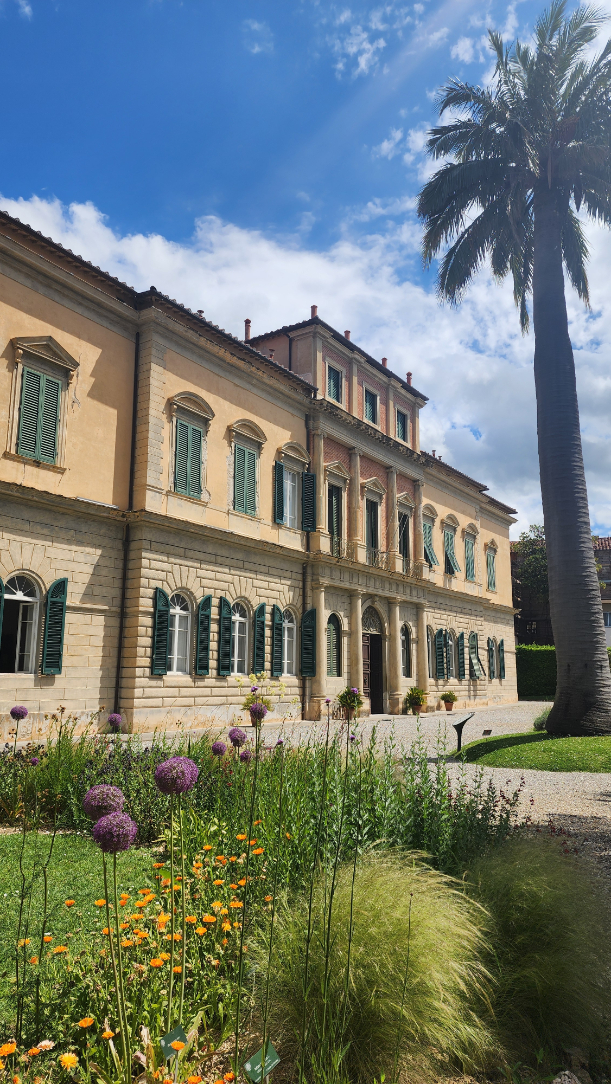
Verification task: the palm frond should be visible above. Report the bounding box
[436,200,514,303]
[562,208,590,303]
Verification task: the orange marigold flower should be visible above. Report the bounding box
[229,856,237,862]
[160,952,171,961]
[152,862,165,868]
[94,900,106,907]
[249,839,257,846]
[119,922,130,930]
[203,844,213,851]
[65,900,75,907]
[195,927,206,935]
[43,935,53,943]
[225,1073,236,1082]
[28,1048,40,1056]
[102,928,110,936]
[17,938,31,947]
[13,1074,21,1084]
[253,819,262,826]
[286,832,291,839]
[172,933,182,941]
[0,1043,17,1056]
[212,959,220,968]
[77,1018,94,1028]
[192,862,203,870]
[265,895,273,902]
[119,900,128,907]
[172,966,182,974]
[238,878,247,886]
[121,940,134,948]
[213,879,224,886]
[203,914,217,923]
[59,1053,78,1070]
[253,848,264,855]
[221,920,231,932]
[230,901,243,909]
[169,1040,185,1051]
[188,1075,203,1083]
[135,901,147,908]
[161,878,171,887]
[230,883,238,890]
[30,956,39,965]
[163,1079,173,1084]
[212,900,222,910]
[236,833,247,841]
[185,916,196,924]
[53,946,68,954]
[220,907,229,915]
[214,1078,224,1084]
[150,958,164,967]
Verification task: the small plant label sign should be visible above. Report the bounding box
[243,1042,280,1083]
[160,1025,188,1061]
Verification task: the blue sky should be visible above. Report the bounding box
[2,0,611,535]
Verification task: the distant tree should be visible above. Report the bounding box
[417,2,611,736]
[513,525,549,602]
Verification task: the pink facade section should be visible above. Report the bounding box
[323,437,351,469]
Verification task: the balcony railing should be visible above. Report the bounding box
[330,537,357,561]
[366,548,392,570]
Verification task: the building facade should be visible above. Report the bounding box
[0,210,517,740]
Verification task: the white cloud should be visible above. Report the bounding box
[17,0,32,17]
[451,35,475,63]
[242,19,274,55]
[332,24,387,77]
[425,25,449,47]
[3,191,611,535]
[372,126,404,158]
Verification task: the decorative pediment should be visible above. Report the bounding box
[325,460,351,482]
[484,538,498,552]
[230,418,267,445]
[397,491,415,509]
[170,392,215,423]
[361,476,386,497]
[422,503,438,520]
[280,440,309,465]
[442,514,459,529]
[12,336,79,375]
[463,522,478,538]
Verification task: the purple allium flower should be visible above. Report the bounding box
[92,811,137,854]
[10,705,28,722]
[30,756,40,766]
[154,757,199,794]
[239,748,253,763]
[211,741,227,758]
[228,727,246,748]
[325,698,331,705]
[351,688,358,695]
[249,702,268,722]
[107,713,122,732]
[83,784,125,820]
[276,738,284,746]
[250,685,259,693]
[349,734,356,742]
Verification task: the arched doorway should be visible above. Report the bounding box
[362,605,384,714]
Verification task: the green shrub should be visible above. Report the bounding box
[255,852,496,1084]
[533,706,551,730]
[515,644,557,698]
[467,837,611,1061]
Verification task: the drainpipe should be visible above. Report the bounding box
[113,331,140,715]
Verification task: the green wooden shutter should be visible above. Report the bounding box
[465,536,475,581]
[329,485,341,539]
[274,461,285,524]
[301,608,316,677]
[457,632,466,679]
[444,530,461,573]
[17,368,42,460]
[398,513,409,559]
[435,629,445,679]
[39,375,61,463]
[302,472,316,532]
[175,419,189,494]
[445,630,452,677]
[218,597,232,676]
[499,639,505,679]
[0,577,5,646]
[271,604,283,677]
[234,444,246,512]
[41,577,68,674]
[253,603,266,673]
[423,522,439,566]
[151,588,170,675]
[397,410,407,442]
[195,595,212,675]
[188,425,203,498]
[487,550,496,590]
[468,632,485,679]
[245,448,257,515]
[487,637,496,678]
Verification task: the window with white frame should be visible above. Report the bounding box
[396,409,408,442]
[282,609,296,675]
[284,469,298,529]
[231,602,249,675]
[168,593,190,674]
[0,575,40,673]
[364,388,378,424]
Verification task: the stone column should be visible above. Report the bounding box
[349,449,361,553]
[350,359,359,417]
[387,466,399,570]
[350,592,363,694]
[309,582,326,719]
[312,429,325,532]
[416,600,429,697]
[414,480,424,573]
[388,598,402,713]
[387,383,394,438]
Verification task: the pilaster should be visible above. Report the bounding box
[388,597,402,713]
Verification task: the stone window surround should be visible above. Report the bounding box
[484,539,498,592]
[395,404,410,444]
[362,383,380,428]
[326,360,345,407]
[277,441,310,532]
[228,418,267,520]
[325,460,351,536]
[361,476,386,547]
[5,336,79,473]
[167,392,215,504]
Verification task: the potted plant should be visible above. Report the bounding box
[440,691,457,712]
[336,686,363,722]
[405,688,426,715]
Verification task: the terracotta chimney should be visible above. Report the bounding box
[382,357,388,367]
[406,371,412,385]
[244,318,251,341]
[344,330,351,340]
[432,450,436,457]
[196,309,204,317]
[269,348,275,360]
[311,305,318,318]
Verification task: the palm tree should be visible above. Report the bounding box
[417,1,611,736]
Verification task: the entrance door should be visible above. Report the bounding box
[362,633,383,714]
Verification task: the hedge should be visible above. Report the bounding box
[516,644,611,699]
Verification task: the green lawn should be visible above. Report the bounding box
[460,731,611,772]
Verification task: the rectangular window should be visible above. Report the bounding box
[465,536,476,581]
[174,419,203,498]
[328,365,342,403]
[364,388,377,424]
[328,484,342,556]
[17,367,61,464]
[234,443,257,515]
[423,521,439,567]
[444,529,461,575]
[604,613,611,627]
[284,469,298,529]
[398,512,410,568]
[366,499,378,561]
[396,409,407,442]
[487,549,497,591]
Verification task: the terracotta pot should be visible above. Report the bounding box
[411,704,423,715]
[443,701,454,711]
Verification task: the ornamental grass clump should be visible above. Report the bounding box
[259,852,495,1084]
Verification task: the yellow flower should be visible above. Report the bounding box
[59,1053,78,1070]
[220,908,229,916]
[53,946,68,954]
[28,1049,40,1057]
[230,901,243,909]
[65,900,75,907]
[77,1018,94,1028]
[160,952,171,961]
[195,927,206,935]
[212,901,222,910]
[169,1040,185,1051]
[94,900,106,907]
[17,938,31,947]
[221,920,231,932]
[102,1030,114,1040]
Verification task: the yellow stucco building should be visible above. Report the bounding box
[0,209,517,738]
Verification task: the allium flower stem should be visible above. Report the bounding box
[178,794,187,1027]
[103,855,128,1075]
[233,722,261,1074]
[167,792,176,1033]
[261,740,285,1078]
[111,853,131,1084]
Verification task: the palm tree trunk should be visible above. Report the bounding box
[533,187,611,735]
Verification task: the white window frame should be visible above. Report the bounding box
[1,575,40,674]
[231,602,249,675]
[168,593,191,674]
[396,407,409,443]
[282,609,296,676]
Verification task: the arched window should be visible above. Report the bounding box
[282,609,296,676]
[427,627,435,679]
[327,614,341,677]
[401,624,411,678]
[0,575,39,673]
[447,630,456,678]
[231,603,248,675]
[168,593,190,674]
